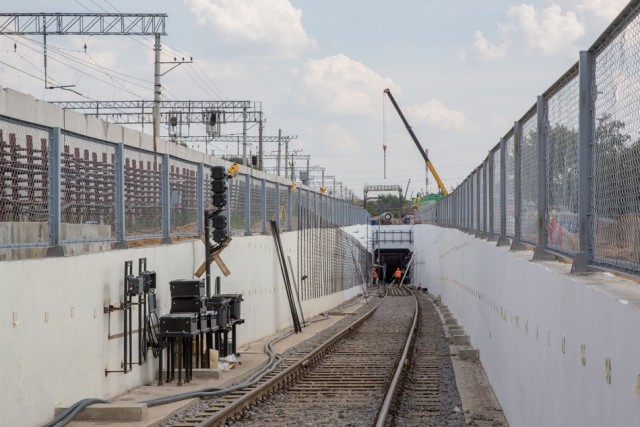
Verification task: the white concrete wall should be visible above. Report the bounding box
[413,224,640,427]
[0,232,362,427]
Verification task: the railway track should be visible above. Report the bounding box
[165,287,464,427]
[384,292,465,427]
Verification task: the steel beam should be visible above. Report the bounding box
[0,13,167,35]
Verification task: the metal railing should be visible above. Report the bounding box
[417,1,640,276]
[0,115,369,255]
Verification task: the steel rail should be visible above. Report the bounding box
[375,287,420,426]
[194,290,387,426]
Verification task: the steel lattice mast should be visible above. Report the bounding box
[0,13,170,151]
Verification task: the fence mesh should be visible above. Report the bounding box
[520,113,538,244]
[505,134,516,237]
[265,181,277,232]
[250,177,263,234]
[228,174,246,235]
[279,185,290,230]
[592,14,640,271]
[169,158,198,236]
[0,118,50,247]
[124,148,163,238]
[546,75,580,254]
[492,148,501,234]
[60,132,116,243]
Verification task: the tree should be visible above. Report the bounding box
[593,114,633,218]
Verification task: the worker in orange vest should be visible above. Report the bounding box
[393,267,402,285]
[371,268,379,287]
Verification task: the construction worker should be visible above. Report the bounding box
[393,267,402,285]
[371,268,379,287]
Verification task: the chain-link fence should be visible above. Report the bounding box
[546,71,580,255]
[414,1,640,276]
[124,148,164,239]
[0,117,50,248]
[491,147,501,235]
[505,133,516,238]
[519,111,538,245]
[0,116,369,256]
[591,12,640,271]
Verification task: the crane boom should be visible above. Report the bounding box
[383,88,449,196]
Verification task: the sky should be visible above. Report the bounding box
[0,0,630,199]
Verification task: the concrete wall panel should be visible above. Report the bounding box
[1,232,363,427]
[413,224,640,427]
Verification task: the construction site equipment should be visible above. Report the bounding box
[383,88,449,196]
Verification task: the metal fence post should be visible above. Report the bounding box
[312,191,317,228]
[498,138,510,246]
[244,174,252,236]
[261,178,267,235]
[482,158,488,235]
[161,153,172,244]
[297,187,302,229]
[475,168,481,235]
[114,143,127,249]
[467,178,472,230]
[275,181,281,230]
[306,188,310,229]
[572,50,595,273]
[197,163,204,237]
[511,120,527,250]
[533,95,553,260]
[225,173,231,237]
[46,127,63,256]
[287,185,292,231]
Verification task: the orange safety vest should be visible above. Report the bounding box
[393,268,402,279]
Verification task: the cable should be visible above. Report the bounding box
[41,398,109,427]
[142,312,332,407]
[0,59,48,84]
[7,36,151,99]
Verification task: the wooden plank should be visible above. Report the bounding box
[194,237,232,277]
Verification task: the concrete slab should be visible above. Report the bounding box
[451,345,509,427]
[449,325,464,334]
[191,369,222,380]
[55,403,147,422]
[459,348,480,361]
[452,334,470,345]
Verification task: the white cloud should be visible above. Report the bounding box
[405,100,469,131]
[508,4,585,54]
[578,0,627,21]
[468,3,588,60]
[301,54,396,115]
[317,124,360,154]
[184,0,314,58]
[473,30,511,60]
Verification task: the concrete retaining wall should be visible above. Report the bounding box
[413,224,640,427]
[0,232,362,427]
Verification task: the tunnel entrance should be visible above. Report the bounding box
[376,248,411,283]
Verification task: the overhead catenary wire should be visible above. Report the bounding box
[85,0,228,101]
